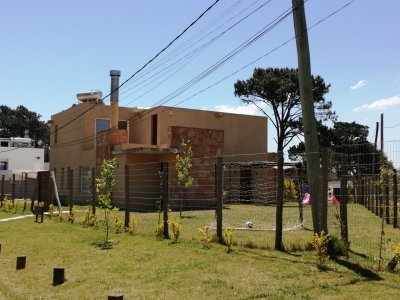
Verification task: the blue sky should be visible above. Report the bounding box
[1,0,399,155]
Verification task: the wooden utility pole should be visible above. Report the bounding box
[292,0,325,233]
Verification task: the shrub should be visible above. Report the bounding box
[126,214,138,236]
[68,207,75,223]
[223,228,235,253]
[169,218,182,243]
[198,226,214,249]
[311,231,330,269]
[114,214,124,234]
[327,235,347,258]
[387,243,400,271]
[82,207,90,227]
[48,204,54,219]
[155,222,163,240]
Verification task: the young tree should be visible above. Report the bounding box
[234,67,335,249]
[96,158,117,246]
[175,139,194,218]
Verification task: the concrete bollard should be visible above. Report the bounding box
[16,256,26,270]
[53,268,65,286]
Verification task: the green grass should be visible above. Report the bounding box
[0,203,399,299]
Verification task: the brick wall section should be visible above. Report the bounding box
[168,126,224,210]
[96,129,128,166]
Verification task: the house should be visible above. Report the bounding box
[50,70,275,210]
[0,137,46,176]
[0,136,47,199]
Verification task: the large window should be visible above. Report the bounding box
[96,119,110,133]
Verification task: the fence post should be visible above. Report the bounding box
[24,173,28,200]
[162,162,169,239]
[385,171,390,224]
[321,148,329,232]
[393,169,398,228]
[12,174,15,203]
[91,167,96,215]
[124,164,130,228]
[216,156,223,244]
[374,177,379,216]
[339,155,349,252]
[0,175,4,204]
[68,169,73,212]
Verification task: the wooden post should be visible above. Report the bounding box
[12,174,15,203]
[339,155,349,251]
[162,162,169,239]
[393,169,398,228]
[375,178,379,216]
[216,157,223,244]
[108,294,123,300]
[16,256,26,270]
[321,148,329,233]
[91,167,96,215]
[68,169,73,212]
[124,165,130,228]
[53,268,65,286]
[385,171,390,224]
[0,175,4,205]
[24,173,28,200]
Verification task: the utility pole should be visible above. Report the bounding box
[380,113,384,151]
[292,0,325,233]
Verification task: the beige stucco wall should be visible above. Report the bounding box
[132,106,268,156]
[50,102,139,171]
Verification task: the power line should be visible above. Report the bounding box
[53,0,355,149]
[50,0,279,143]
[118,0,275,105]
[50,0,221,137]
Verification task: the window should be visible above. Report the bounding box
[0,161,7,170]
[151,114,158,145]
[96,119,110,133]
[0,141,9,147]
[118,120,128,130]
[80,167,92,193]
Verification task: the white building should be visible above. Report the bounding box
[0,137,47,176]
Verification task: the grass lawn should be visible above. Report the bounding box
[0,203,399,299]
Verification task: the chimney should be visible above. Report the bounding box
[110,70,121,129]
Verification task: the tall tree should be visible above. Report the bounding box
[234,67,335,249]
[0,105,49,146]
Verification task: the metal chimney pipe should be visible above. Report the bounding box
[110,70,121,129]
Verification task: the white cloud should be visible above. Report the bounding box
[213,103,267,115]
[350,80,367,90]
[352,95,400,112]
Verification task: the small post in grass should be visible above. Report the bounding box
[53,268,65,286]
[16,256,26,270]
[108,294,123,300]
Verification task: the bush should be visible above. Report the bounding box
[327,235,347,258]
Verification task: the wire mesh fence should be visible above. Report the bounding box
[1,142,399,265]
